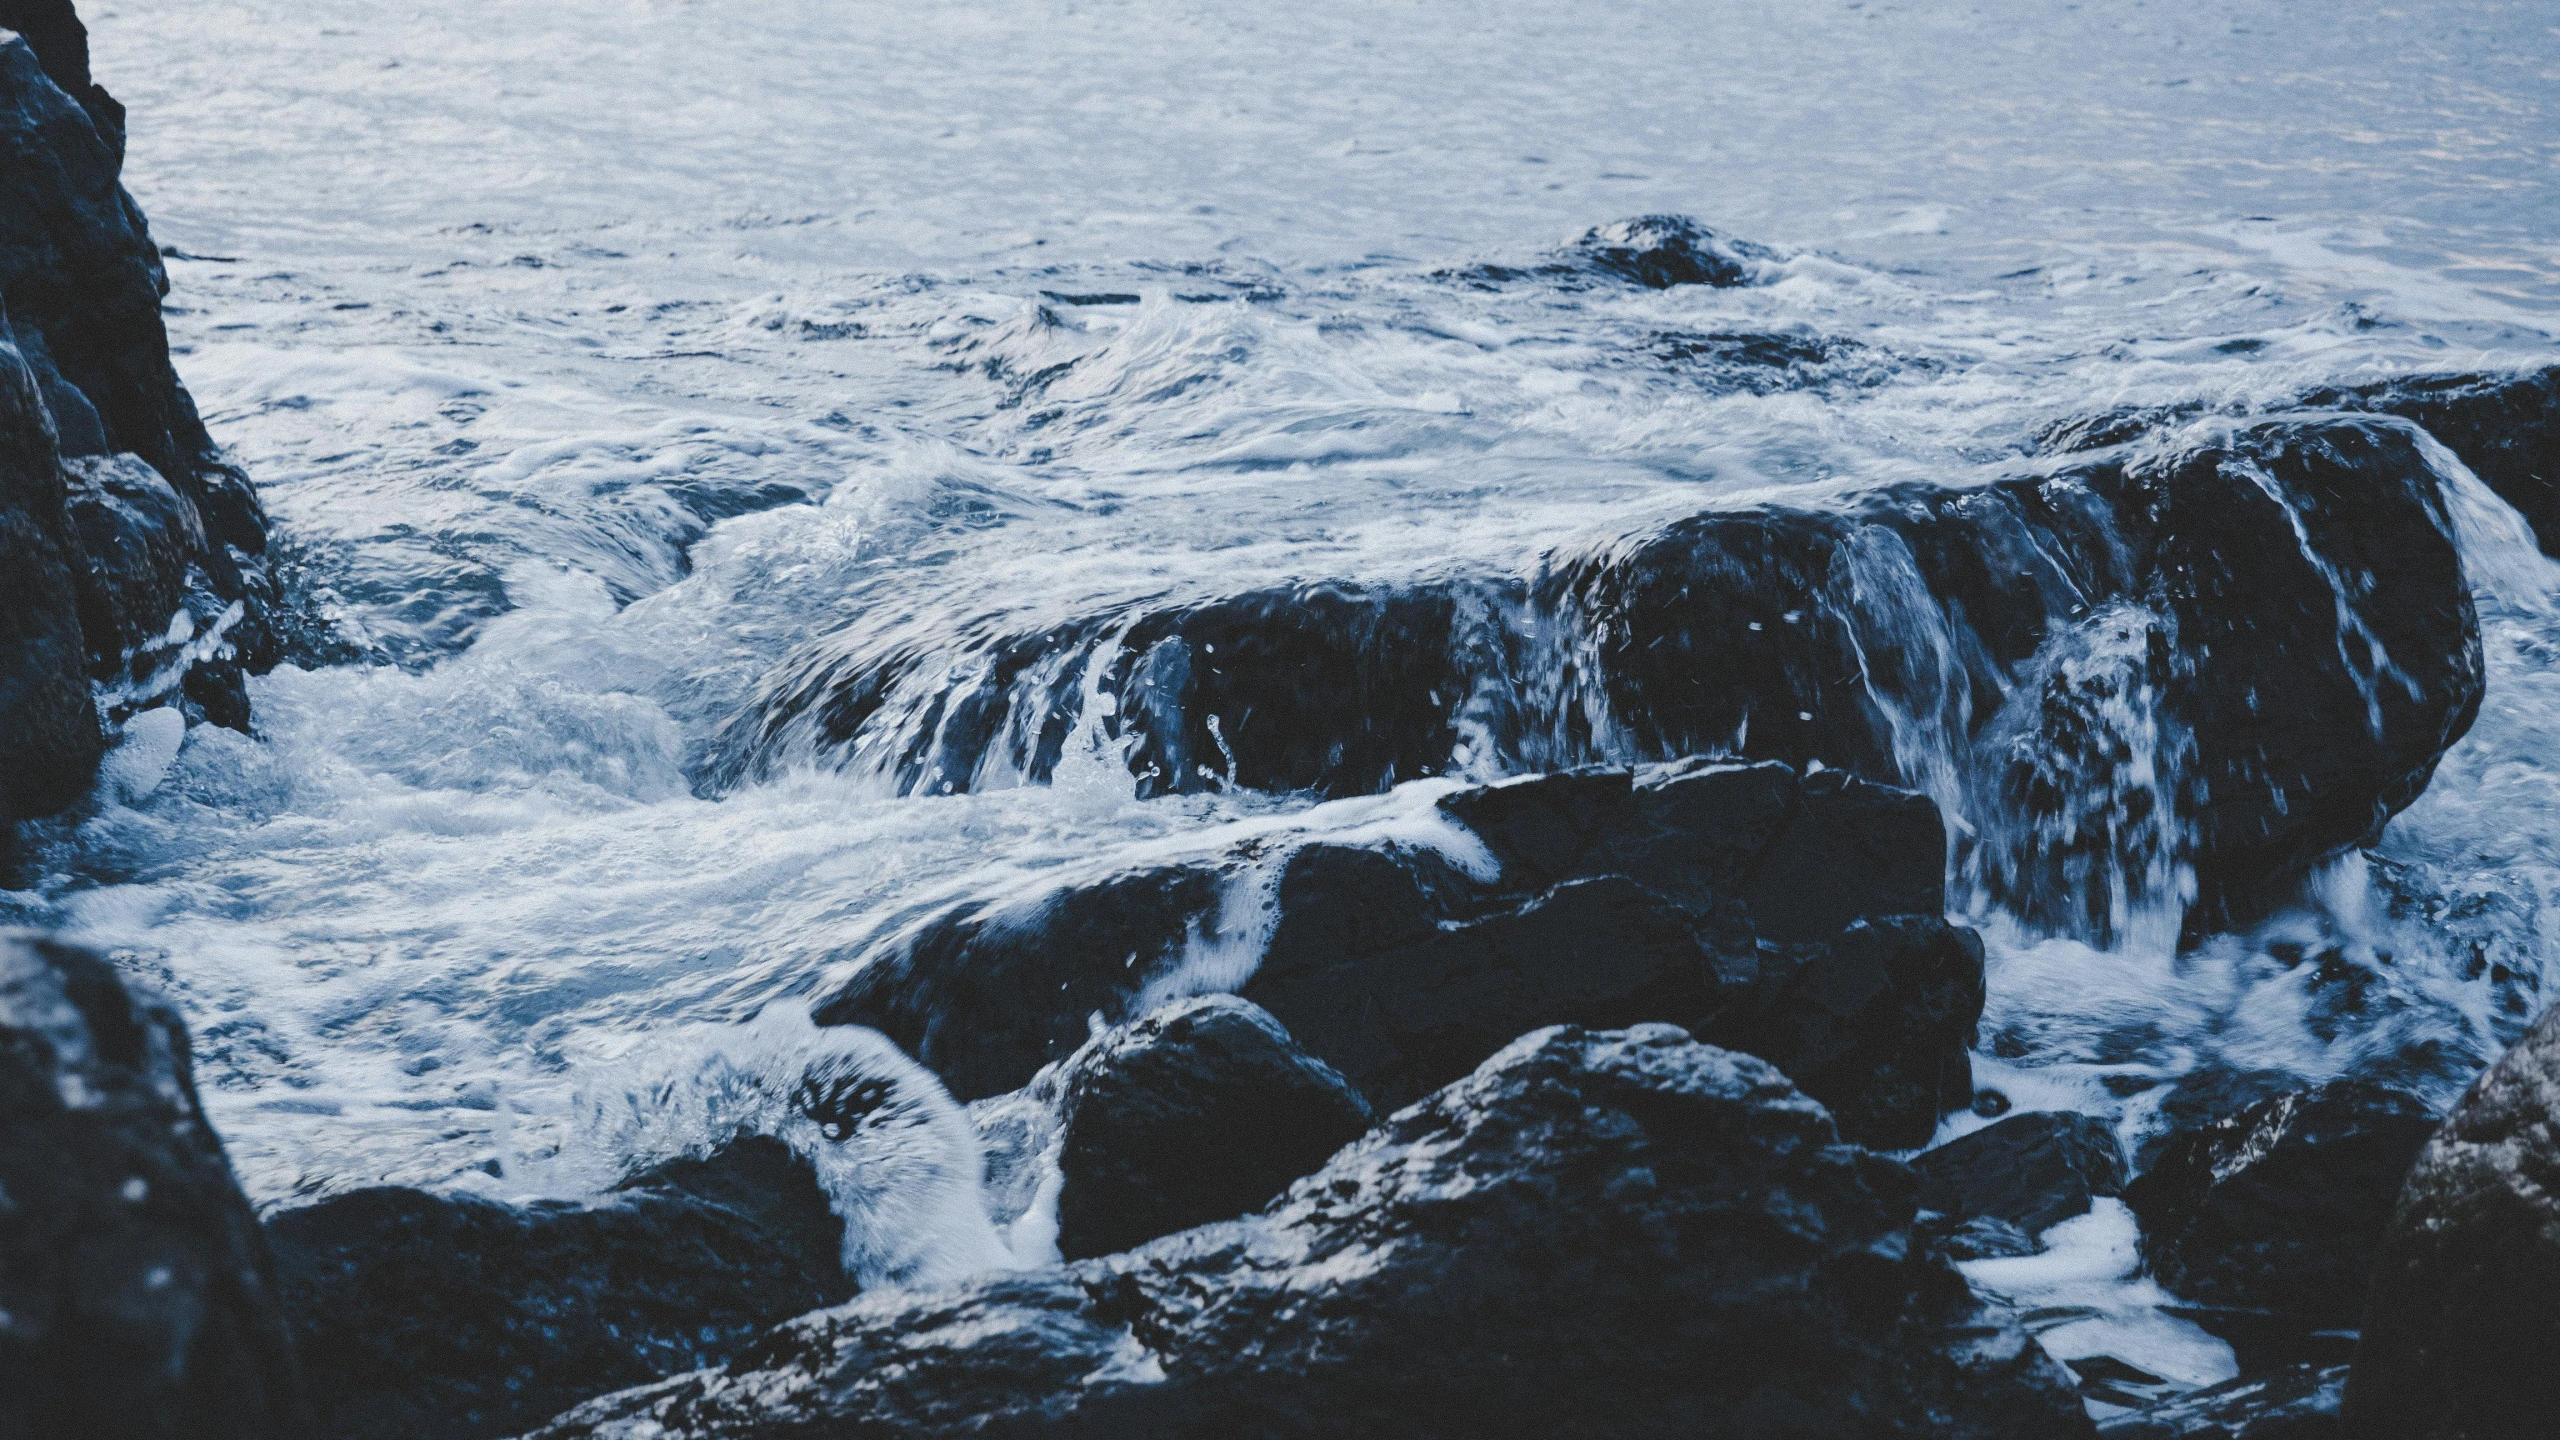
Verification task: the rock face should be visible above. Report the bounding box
[1915,1110,2128,1239]
[0,8,278,817]
[733,417,2478,933]
[2320,365,2560,557]
[821,760,1983,1148]
[0,932,310,1438]
[264,1137,853,1440]
[1050,995,1372,1262]
[2125,1083,2435,1346]
[526,1026,2091,1440]
[2101,1363,2347,1440]
[2345,1001,2560,1440]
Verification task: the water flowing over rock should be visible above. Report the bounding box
[0,14,277,816]
[732,416,2479,940]
[0,932,310,1438]
[2345,1000,2560,1440]
[818,759,1984,1147]
[523,1026,2092,1440]
[265,1137,853,1440]
[1048,995,1372,1261]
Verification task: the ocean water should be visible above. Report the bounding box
[11,0,2560,1401]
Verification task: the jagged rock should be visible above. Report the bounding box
[1916,1111,2128,1238]
[0,330,99,820]
[1920,1214,2041,1261]
[0,932,310,1438]
[736,418,2475,933]
[2100,1363,2346,1439]
[525,1026,2091,1440]
[0,12,277,758]
[2344,1001,2560,1440]
[2317,365,2560,557]
[822,761,1981,1144]
[265,1137,852,1440]
[1051,995,1372,1260]
[2125,1083,2434,1343]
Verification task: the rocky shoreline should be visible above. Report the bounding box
[10,3,2560,1438]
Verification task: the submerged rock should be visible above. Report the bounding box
[2100,1363,2346,1440]
[2125,1082,2434,1345]
[526,1026,2091,1440]
[0,932,310,1438]
[1051,995,1372,1261]
[2345,1001,2560,1440]
[1916,1110,2128,1239]
[265,1138,852,1440]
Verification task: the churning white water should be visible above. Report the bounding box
[7,0,2560,1393]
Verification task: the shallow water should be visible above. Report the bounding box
[12,0,2560,1400]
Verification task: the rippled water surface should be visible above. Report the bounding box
[12,0,2560,1390]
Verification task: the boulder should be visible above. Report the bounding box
[822,760,1982,1144]
[2344,1001,2560,1440]
[0,932,310,1438]
[1050,995,1372,1260]
[2100,1363,2346,1440]
[1915,1111,2128,1238]
[2315,365,2560,556]
[733,418,2477,933]
[265,1137,853,1440]
[810,866,1224,1103]
[525,1026,2091,1439]
[2125,1083,2435,1343]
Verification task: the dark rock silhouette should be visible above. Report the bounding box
[265,1137,852,1440]
[0,932,311,1438]
[1050,995,1372,1261]
[1915,1110,2128,1239]
[526,1026,2091,1440]
[2345,1001,2560,1440]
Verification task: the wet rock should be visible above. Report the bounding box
[1919,1214,2041,1262]
[1051,995,1372,1261]
[2100,1363,2347,1439]
[1568,214,1764,288]
[2344,1001,2560,1440]
[265,1136,852,1440]
[0,15,278,762]
[740,418,2474,935]
[0,330,100,821]
[1244,869,1733,1112]
[526,1026,2091,1440]
[2125,1082,2435,1340]
[1916,1111,2128,1239]
[822,760,1979,1144]
[2318,365,2560,556]
[810,866,1224,1103]
[0,932,310,1438]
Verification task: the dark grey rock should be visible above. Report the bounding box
[0,931,310,1438]
[0,330,99,821]
[265,1137,853,1440]
[1916,1110,2128,1238]
[525,1026,2091,1440]
[821,759,1980,1146]
[1051,995,1371,1261]
[2344,1001,2560,1440]
[1568,214,1765,288]
[2126,1083,2435,1339]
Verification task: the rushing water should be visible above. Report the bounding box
[9,0,2560,1399]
